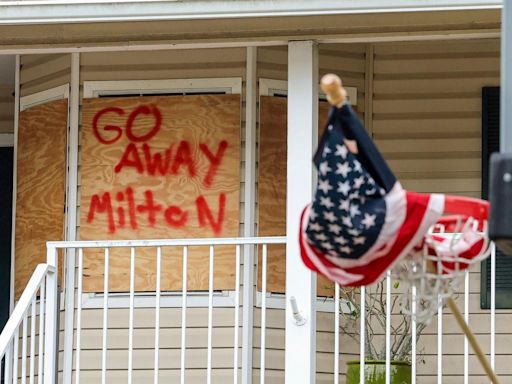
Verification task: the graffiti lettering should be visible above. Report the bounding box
[114,141,226,184]
[136,190,162,227]
[88,103,233,236]
[114,143,144,174]
[87,192,115,233]
[92,107,124,145]
[196,193,226,236]
[199,140,228,187]
[87,187,226,235]
[143,143,173,176]
[92,104,161,144]
[125,105,162,142]
[164,206,188,228]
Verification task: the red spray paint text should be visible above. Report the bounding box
[86,104,231,235]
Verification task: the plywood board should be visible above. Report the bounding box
[80,95,241,292]
[258,96,333,296]
[15,99,67,298]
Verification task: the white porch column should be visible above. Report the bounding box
[285,40,318,384]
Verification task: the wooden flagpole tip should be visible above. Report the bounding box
[320,74,347,107]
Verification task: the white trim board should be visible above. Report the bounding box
[0,0,501,25]
[81,290,237,309]
[83,78,242,98]
[19,84,69,111]
[259,77,358,105]
[0,31,501,56]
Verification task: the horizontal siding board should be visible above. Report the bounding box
[80,68,245,81]
[373,118,480,132]
[375,138,480,153]
[373,40,500,56]
[374,77,500,93]
[0,120,13,133]
[374,57,500,74]
[76,348,236,370]
[0,86,14,134]
[373,98,481,114]
[20,74,71,97]
[81,48,245,66]
[79,307,237,329]
[20,54,71,84]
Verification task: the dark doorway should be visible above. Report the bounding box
[0,147,13,332]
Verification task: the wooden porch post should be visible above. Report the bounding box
[285,40,318,384]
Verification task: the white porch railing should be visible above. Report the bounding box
[0,260,59,384]
[54,236,284,384]
[0,235,498,383]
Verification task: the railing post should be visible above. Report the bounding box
[44,245,59,384]
[4,340,12,384]
[285,40,318,384]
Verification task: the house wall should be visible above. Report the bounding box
[15,35,504,383]
[19,54,71,96]
[372,38,502,383]
[0,85,14,134]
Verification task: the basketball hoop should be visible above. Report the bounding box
[391,196,491,322]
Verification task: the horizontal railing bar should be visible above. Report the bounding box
[47,236,287,249]
[0,264,51,357]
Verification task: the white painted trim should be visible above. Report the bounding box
[242,46,257,384]
[19,84,69,111]
[0,134,14,147]
[0,0,501,25]
[259,77,358,105]
[62,52,79,384]
[80,290,237,309]
[83,78,242,98]
[48,236,286,248]
[0,30,500,56]
[259,78,288,97]
[285,41,318,384]
[9,55,19,314]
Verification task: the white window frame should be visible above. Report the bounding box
[81,77,243,309]
[83,78,242,98]
[257,78,356,313]
[259,77,357,104]
[19,84,69,111]
[16,83,71,311]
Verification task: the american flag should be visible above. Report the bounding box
[300,104,445,287]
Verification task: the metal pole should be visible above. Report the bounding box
[501,1,512,153]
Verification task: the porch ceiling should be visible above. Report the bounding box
[0,9,501,53]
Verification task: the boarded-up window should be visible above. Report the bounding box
[15,99,67,297]
[80,95,241,292]
[258,96,334,295]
